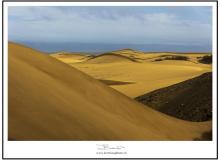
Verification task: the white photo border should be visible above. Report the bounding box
[2,1,218,159]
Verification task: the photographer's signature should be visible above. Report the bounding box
[96,144,125,150]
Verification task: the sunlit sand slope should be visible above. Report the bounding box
[72,60,211,98]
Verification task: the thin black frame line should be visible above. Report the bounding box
[2,0,4,159]
[2,0,218,2]
[1,1,218,159]
[216,1,218,159]
[1,0,217,2]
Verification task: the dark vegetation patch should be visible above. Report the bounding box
[164,55,188,60]
[154,58,163,61]
[198,55,212,64]
[135,72,212,122]
[194,130,212,141]
[153,55,189,62]
[99,79,134,86]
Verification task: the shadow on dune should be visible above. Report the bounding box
[135,72,212,122]
[194,130,212,141]
[8,137,16,141]
[99,79,135,86]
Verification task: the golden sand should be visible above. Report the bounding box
[53,50,211,97]
[9,43,211,140]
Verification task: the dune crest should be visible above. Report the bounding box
[51,51,92,63]
[85,53,137,64]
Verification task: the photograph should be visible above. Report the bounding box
[8,5,213,141]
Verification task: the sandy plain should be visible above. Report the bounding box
[52,49,211,98]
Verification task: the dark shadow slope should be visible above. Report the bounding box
[135,72,212,122]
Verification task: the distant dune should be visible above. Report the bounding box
[9,42,211,140]
[85,53,137,64]
[51,48,211,64]
[51,51,93,64]
[136,72,212,122]
[110,48,145,57]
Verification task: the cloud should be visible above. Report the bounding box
[8,6,212,46]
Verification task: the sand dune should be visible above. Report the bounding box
[9,42,211,140]
[85,53,137,64]
[51,51,92,63]
[110,49,145,57]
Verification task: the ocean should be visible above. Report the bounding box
[12,41,212,54]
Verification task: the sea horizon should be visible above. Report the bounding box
[9,41,212,54]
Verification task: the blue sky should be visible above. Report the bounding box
[8,6,212,49]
